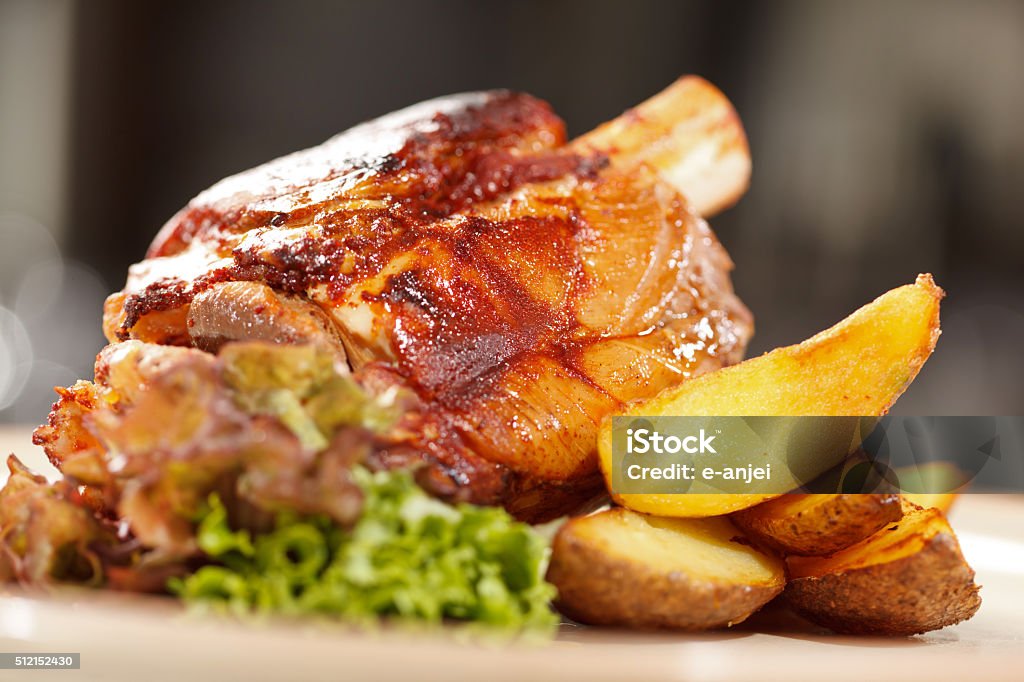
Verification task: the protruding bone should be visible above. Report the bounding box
[573,76,751,217]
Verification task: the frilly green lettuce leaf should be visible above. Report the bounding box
[171,468,558,634]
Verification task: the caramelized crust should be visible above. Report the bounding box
[115,91,590,335]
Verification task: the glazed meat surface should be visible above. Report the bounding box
[101,77,753,521]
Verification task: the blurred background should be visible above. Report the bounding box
[1,0,1023,424]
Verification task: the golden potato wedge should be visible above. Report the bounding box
[903,493,958,514]
[732,493,903,556]
[599,274,943,517]
[546,508,785,629]
[786,506,981,635]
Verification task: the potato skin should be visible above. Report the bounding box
[546,514,784,630]
[733,494,903,557]
[785,532,981,635]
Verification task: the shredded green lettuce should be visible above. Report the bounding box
[169,467,558,634]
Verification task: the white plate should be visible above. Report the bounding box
[1,427,1022,682]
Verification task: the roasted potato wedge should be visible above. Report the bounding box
[599,275,943,517]
[786,506,981,635]
[546,508,785,629]
[903,493,958,514]
[732,494,903,556]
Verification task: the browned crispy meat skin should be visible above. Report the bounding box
[110,91,590,334]
[101,84,753,521]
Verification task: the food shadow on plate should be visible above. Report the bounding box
[736,600,947,648]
